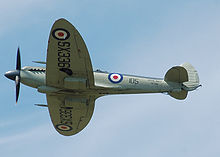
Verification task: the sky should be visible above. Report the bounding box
[0,0,220,156]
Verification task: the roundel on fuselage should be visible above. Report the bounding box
[108,73,123,83]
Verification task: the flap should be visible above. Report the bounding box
[46,94,95,136]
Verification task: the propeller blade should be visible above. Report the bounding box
[15,76,20,103]
[16,47,21,104]
[16,47,21,71]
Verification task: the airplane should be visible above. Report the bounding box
[4,18,201,136]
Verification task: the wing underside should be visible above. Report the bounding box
[47,94,95,136]
[46,18,94,89]
[46,18,95,136]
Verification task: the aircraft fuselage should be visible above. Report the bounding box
[18,66,181,97]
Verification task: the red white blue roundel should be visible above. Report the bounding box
[108,73,123,83]
[52,28,70,40]
[56,124,72,131]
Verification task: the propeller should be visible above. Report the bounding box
[15,48,21,103]
[4,47,21,104]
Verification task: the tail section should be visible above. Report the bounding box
[164,63,200,100]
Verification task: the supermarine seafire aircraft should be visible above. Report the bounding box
[4,18,201,136]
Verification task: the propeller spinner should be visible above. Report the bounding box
[4,48,21,103]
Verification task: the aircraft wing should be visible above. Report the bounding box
[46,18,94,89]
[47,94,95,136]
[46,19,96,136]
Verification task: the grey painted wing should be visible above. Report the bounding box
[47,94,95,136]
[46,18,94,89]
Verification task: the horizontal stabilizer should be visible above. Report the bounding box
[164,66,188,83]
[168,90,188,100]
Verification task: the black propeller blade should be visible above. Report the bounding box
[15,47,21,103]
[4,47,22,104]
[15,76,20,103]
[16,47,21,71]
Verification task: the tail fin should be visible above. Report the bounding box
[164,63,200,100]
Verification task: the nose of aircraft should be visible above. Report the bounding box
[4,70,20,81]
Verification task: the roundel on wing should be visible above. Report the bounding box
[52,28,70,40]
[108,73,123,83]
[56,124,72,131]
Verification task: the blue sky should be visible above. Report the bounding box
[0,0,220,156]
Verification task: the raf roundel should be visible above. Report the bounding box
[52,28,70,40]
[108,73,123,83]
[56,124,72,131]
